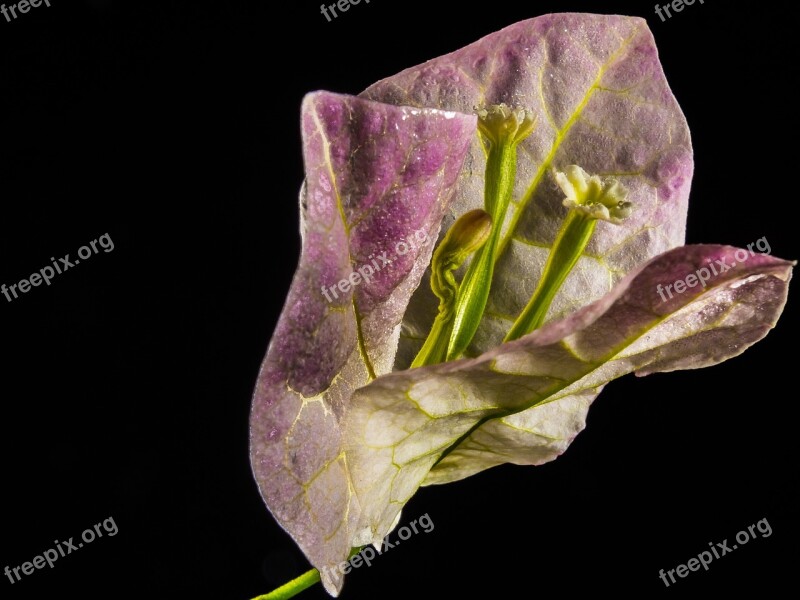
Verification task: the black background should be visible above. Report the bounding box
[1,1,797,598]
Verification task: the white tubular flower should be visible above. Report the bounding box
[555,165,633,224]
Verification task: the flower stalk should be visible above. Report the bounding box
[252,567,320,600]
[505,165,632,341]
[412,209,492,368]
[447,104,536,360]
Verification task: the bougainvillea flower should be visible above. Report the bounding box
[249,13,793,596]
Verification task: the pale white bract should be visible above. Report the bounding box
[249,14,793,596]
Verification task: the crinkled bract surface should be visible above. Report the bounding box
[362,12,694,366]
[250,90,476,594]
[249,13,792,596]
[346,245,792,547]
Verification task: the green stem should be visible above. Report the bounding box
[447,142,516,360]
[254,546,364,600]
[505,211,596,341]
[445,105,535,361]
[411,310,455,368]
[505,165,632,341]
[412,209,492,368]
[252,567,320,600]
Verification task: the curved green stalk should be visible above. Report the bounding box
[252,567,320,600]
[413,209,492,368]
[254,546,364,600]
